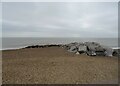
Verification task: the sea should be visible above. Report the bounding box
[1,37,119,50]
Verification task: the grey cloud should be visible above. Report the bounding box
[2,2,118,38]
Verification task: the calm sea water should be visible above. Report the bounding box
[1,37,119,50]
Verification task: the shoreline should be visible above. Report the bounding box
[1,44,120,51]
[1,44,65,51]
[1,43,120,57]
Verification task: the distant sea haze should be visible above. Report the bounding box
[1,37,119,50]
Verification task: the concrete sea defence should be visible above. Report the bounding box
[23,42,119,57]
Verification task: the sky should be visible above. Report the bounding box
[2,2,118,38]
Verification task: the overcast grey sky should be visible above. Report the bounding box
[2,2,118,38]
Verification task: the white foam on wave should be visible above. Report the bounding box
[111,47,120,49]
[0,46,27,50]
